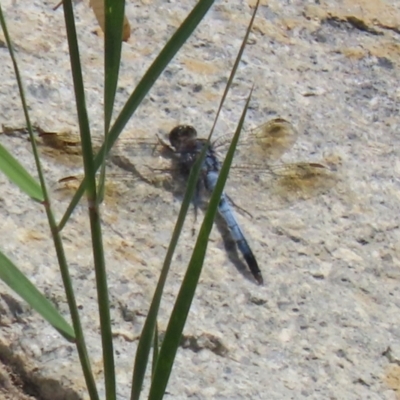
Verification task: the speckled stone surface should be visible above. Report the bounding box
[0,0,400,399]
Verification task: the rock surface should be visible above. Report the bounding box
[0,0,400,399]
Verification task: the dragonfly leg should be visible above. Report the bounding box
[226,193,253,219]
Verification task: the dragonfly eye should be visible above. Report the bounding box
[169,125,197,149]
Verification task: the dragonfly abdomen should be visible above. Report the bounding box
[218,194,263,285]
[205,169,263,285]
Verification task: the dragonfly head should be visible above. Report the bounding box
[169,125,197,150]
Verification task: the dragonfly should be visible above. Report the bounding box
[154,120,336,285]
[167,124,266,284]
[1,119,338,284]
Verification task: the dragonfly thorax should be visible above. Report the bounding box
[169,125,198,151]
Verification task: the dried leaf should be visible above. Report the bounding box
[90,0,131,42]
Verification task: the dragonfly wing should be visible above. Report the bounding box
[213,118,337,211]
[1,126,85,166]
[225,162,338,212]
[51,173,136,207]
[37,129,82,153]
[264,162,338,203]
[93,134,179,185]
[52,158,188,210]
[37,130,177,186]
[214,118,298,167]
[51,167,178,210]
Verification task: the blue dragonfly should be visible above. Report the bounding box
[169,125,270,285]
[166,124,265,284]
[156,120,336,285]
[37,118,337,284]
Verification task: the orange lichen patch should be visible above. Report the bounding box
[384,364,400,398]
[113,239,148,265]
[200,90,221,103]
[367,40,400,63]
[303,1,400,66]
[303,4,332,22]
[112,329,137,342]
[341,47,367,60]
[247,0,269,8]
[281,17,306,31]
[322,153,343,170]
[304,0,400,33]
[181,58,219,75]
[19,229,47,242]
[339,38,400,67]
[101,212,119,226]
[167,10,188,29]
[219,3,304,45]
[252,19,292,44]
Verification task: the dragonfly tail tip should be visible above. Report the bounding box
[255,273,264,285]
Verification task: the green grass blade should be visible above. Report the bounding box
[149,87,254,400]
[0,5,44,204]
[98,0,125,203]
[58,0,215,231]
[104,0,124,132]
[152,323,159,379]
[148,2,259,396]
[48,209,101,400]
[130,138,207,400]
[1,3,100,399]
[0,142,43,202]
[204,0,259,144]
[132,2,259,397]
[62,1,116,399]
[0,251,75,341]
[62,0,94,178]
